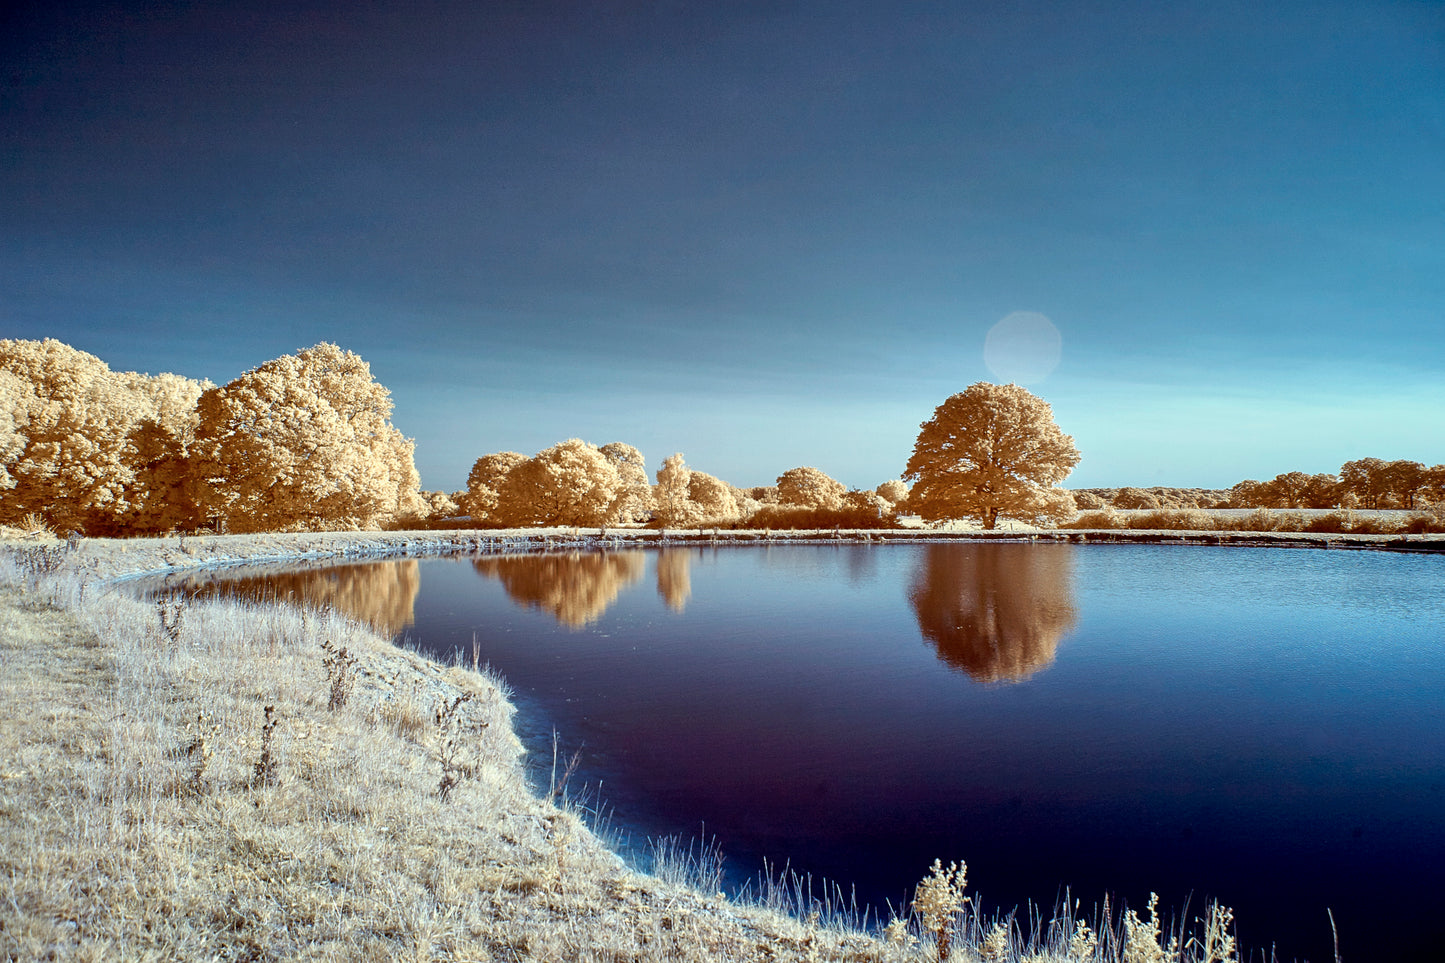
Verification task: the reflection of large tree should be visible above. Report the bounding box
[656,549,691,612]
[474,551,645,629]
[168,560,421,636]
[908,544,1076,682]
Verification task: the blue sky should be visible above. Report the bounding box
[3,0,1442,491]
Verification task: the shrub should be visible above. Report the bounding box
[775,466,847,510]
[491,439,623,527]
[1061,508,1126,529]
[192,344,419,533]
[739,503,901,530]
[1113,487,1161,510]
[1127,509,1216,531]
[912,859,967,962]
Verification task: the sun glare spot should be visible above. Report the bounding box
[984,311,1062,384]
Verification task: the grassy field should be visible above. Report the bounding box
[2,531,1263,962]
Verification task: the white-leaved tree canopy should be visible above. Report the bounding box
[904,382,1079,529]
[191,343,421,533]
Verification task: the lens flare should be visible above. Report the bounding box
[984,311,1062,384]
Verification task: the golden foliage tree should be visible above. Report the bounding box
[1339,457,1388,509]
[776,466,846,510]
[600,442,656,524]
[904,382,1079,529]
[1383,459,1428,509]
[119,370,214,533]
[875,479,910,507]
[490,439,623,527]
[0,338,210,533]
[122,416,205,533]
[191,344,420,533]
[417,490,460,520]
[653,453,698,527]
[652,453,741,527]
[1427,465,1445,505]
[0,369,28,496]
[688,470,740,524]
[460,451,528,520]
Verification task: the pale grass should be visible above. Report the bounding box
[1,535,1252,962]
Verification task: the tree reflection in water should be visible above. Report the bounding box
[908,544,1077,682]
[166,559,421,636]
[655,549,691,612]
[473,551,646,629]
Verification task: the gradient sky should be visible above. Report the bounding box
[3,0,1442,492]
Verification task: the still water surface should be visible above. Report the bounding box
[167,543,1445,961]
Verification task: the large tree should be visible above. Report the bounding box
[600,442,656,524]
[653,453,697,527]
[652,453,740,527]
[687,469,740,523]
[459,451,528,520]
[875,479,910,508]
[0,338,210,533]
[775,466,846,510]
[903,382,1079,529]
[1339,457,1389,509]
[191,343,420,532]
[1382,459,1428,509]
[490,439,623,527]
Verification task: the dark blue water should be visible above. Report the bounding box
[168,543,1445,962]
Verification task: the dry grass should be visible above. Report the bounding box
[663,504,903,531]
[1,535,1257,962]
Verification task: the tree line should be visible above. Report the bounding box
[454,444,912,530]
[1076,459,1445,514]
[69,337,1445,536]
[0,339,944,534]
[1,339,421,534]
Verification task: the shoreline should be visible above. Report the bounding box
[75,525,1445,587]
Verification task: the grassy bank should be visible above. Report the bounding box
[1061,506,1445,536]
[3,532,1291,961]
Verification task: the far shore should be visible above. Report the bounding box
[55,523,1445,586]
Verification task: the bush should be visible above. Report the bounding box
[1112,487,1161,510]
[732,504,902,530]
[1126,509,1216,531]
[1060,509,1126,530]
[1061,507,1445,535]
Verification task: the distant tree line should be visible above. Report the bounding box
[1076,459,1445,514]
[456,441,911,530]
[451,382,1083,532]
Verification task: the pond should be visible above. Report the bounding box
[154,543,1445,961]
